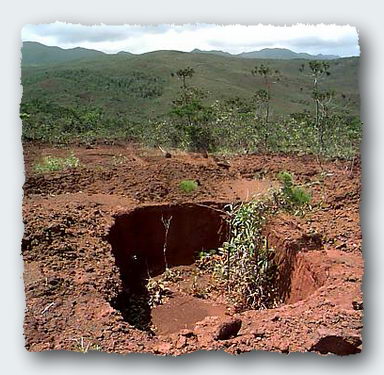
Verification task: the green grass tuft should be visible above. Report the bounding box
[179,180,198,193]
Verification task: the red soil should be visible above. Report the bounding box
[22,143,363,355]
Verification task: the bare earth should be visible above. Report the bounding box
[22,143,363,355]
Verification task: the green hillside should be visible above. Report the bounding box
[20,42,361,157]
[21,45,359,123]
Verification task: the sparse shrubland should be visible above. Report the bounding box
[20,52,361,160]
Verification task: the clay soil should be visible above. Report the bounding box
[22,142,363,355]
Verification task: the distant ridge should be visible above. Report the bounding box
[22,42,341,66]
[21,41,105,65]
[116,51,135,56]
[191,48,233,57]
[193,47,339,60]
[237,48,339,60]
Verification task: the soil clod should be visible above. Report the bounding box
[309,330,362,356]
[214,318,242,340]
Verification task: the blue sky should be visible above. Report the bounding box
[22,23,360,57]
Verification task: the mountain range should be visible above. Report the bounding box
[22,41,340,66]
[191,48,339,60]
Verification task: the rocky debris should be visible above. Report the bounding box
[250,330,266,339]
[309,329,362,355]
[176,336,187,349]
[352,301,363,311]
[271,314,281,322]
[153,342,172,355]
[179,329,195,338]
[216,161,231,170]
[214,318,242,341]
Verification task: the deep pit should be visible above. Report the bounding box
[107,202,326,334]
[107,202,229,331]
[108,202,228,277]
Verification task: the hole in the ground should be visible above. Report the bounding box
[107,202,229,332]
[107,203,326,334]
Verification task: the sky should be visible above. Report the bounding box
[21,23,360,57]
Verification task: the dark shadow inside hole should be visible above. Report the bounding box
[107,202,229,331]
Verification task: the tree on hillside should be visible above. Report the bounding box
[299,61,334,154]
[251,64,281,149]
[170,67,213,151]
[171,67,196,128]
[171,67,195,90]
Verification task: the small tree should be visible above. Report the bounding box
[251,64,280,149]
[170,67,213,151]
[171,67,195,128]
[311,89,335,152]
[299,61,333,154]
[172,67,195,89]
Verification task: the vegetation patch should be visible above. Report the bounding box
[111,153,128,166]
[277,171,311,209]
[33,153,80,173]
[179,180,198,193]
[198,171,312,311]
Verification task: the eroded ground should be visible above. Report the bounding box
[22,143,363,355]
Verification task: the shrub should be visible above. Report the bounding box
[277,171,311,208]
[277,171,294,188]
[211,199,279,311]
[289,186,312,206]
[179,180,198,193]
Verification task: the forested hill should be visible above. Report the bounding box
[21,42,359,123]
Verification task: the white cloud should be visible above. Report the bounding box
[21,23,360,57]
